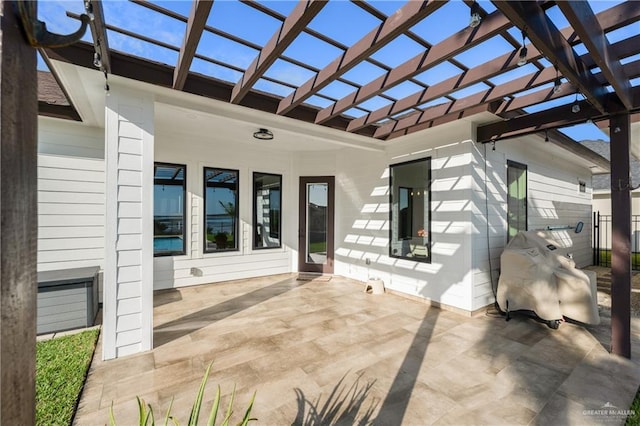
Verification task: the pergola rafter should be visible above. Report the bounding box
[230,0,327,104]
[173,0,214,90]
[381,53,640,140]
[85,0,110,74]
[556,0,633,111]
[347,1,640,133]
[315,9,512,124]
[276,0,445,115]
[493,0,610,115]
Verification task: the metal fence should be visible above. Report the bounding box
[593,212,640,270]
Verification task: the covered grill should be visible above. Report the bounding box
[497,230,600,328]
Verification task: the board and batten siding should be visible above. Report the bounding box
[103,87,154,360]
[37,154,105,271]
[470,135,594,311]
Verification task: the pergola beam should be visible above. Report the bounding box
[348,3,640,133]
[173,0,213,90]
[231,0,326,104]
[475,88,640,144]
[276,0,444,115]
[85,0,110,74]
[374,66,558,138]
[316,10,511,124]
[0,1,38,422]
[492,0,609,114]
[610,113,632,358]
[378,51,640,140]
[556,1,633,111]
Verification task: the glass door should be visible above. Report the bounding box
[299,176,334,273]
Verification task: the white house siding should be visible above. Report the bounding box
[152,115,294,290]
[37,154,105,271]
[103,87,155,359]
[37,119,106,305]
[333,123,476,312]
[470,135,594,312]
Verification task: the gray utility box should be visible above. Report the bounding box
[37,266,99,335]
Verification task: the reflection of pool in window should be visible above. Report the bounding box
[153,236,184,253]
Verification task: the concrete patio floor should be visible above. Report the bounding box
[74,272,640,425]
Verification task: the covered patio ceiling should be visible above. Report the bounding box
[39,0,639,150]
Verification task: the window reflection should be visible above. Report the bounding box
[154,163,186,256]
[204,167,239,252]
[253,172,282,249]
[390,158,431,262]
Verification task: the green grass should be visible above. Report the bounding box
[36,328,100,426]
[597,250,640,267]
[627,387,640,425]
[309,241,327,253]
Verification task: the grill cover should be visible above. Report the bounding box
[497,231,599,325]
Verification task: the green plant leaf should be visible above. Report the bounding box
[137,396,154,426]
[221,385,236,426]
[207,385,221,426]
[163,397,175,426]
[188,362,213,426]
[109,402,117,426]
[238,391,257,426]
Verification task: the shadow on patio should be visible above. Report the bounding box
[74,272,640,425]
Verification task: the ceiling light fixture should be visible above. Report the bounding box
[517,29,528,66]
[469,1,481,28]
[571,92,581,113]
[553,66,561,93]
[253,128,274,140]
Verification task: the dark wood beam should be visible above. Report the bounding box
[379,52,640,140]
[231,0,326,104]
[276,0,444,115]
[492,1,609,114]
[348,6,640,133]
[374,66,558,138]
[475,88,640,144]
[173,0,213,90]
[610,113,632,358]
[85,0,110,74]
[45,42,377,135]
[0,1,37,423]
[501,58,640,115]
[315,9,511,124]
[557,1,633,110]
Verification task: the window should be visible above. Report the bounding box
[204,167,239,252]
[507,160,527,240]
[389,158,431,262]
[154,163,186,256]
[253,172,282,249]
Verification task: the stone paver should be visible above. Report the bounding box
[74,272,640,425]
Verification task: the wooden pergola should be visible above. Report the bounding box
[2,0,639,422]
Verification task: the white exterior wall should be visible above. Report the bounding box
[103,87,154,360]
[153,121,294,290]
[332,124,476,311]
[37,119,105,272]
[470,135,594,311]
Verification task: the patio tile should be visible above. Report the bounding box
[74,273,640,426]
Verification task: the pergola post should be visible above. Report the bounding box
[0,0,38,423]
[610,112,632,358]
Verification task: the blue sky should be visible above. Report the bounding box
[38,0,637,143]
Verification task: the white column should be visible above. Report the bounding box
[103,86,154,360]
